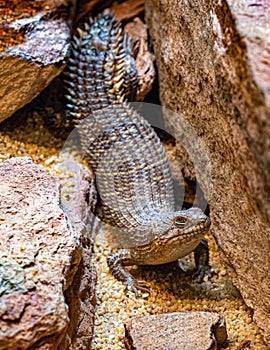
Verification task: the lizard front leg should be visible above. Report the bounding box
[193,238,212,282]
[107,249,150,296]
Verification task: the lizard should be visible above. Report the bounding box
[65,11,211,295]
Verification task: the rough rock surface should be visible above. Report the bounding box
[0,157,96,350]
[145,0,270,345]
[58,158,97,350]
[0,0,75,123]
[124,312,227,350]
[124,17,155,101]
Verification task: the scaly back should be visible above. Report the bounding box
[65,12,175,247]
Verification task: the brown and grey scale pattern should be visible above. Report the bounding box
[65,12,211,294]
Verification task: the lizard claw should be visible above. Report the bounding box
[124,277,150,297]
[192,264,212,282]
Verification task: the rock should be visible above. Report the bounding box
[124,17,156,101]
[112,0,144,22]
[58,159,97,350]
[0,1,75,123]
[124,312,227,350]
[145,0,270,345]
[75,0,144,24]
[0,157,96,350]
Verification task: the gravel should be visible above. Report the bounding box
[0,106,268,350]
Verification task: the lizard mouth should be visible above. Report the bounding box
[183,216,211,235]
[165,216,211,241]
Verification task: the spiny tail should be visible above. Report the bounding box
[65,12,138,123]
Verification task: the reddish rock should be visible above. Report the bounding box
[0,0,75,122]
[125,312,227,350]
[124,17,155,101]
[0,157,96,350]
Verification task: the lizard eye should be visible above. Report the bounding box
[174,217,187,227]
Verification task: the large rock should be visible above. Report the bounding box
[0,0,75,123]
[145,0,270,345]
[125,312,227,350]
[0,157,96,349]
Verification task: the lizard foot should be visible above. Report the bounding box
[124,277,150,297]
[192,264,212,283]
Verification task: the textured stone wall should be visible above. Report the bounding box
[145,0,270,345]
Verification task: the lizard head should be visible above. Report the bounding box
[161,207,210,245]
[135,207,211,264]
[149,207,211,261]
[172,207,210,234]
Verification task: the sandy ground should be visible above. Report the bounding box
[0,106,268,350]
